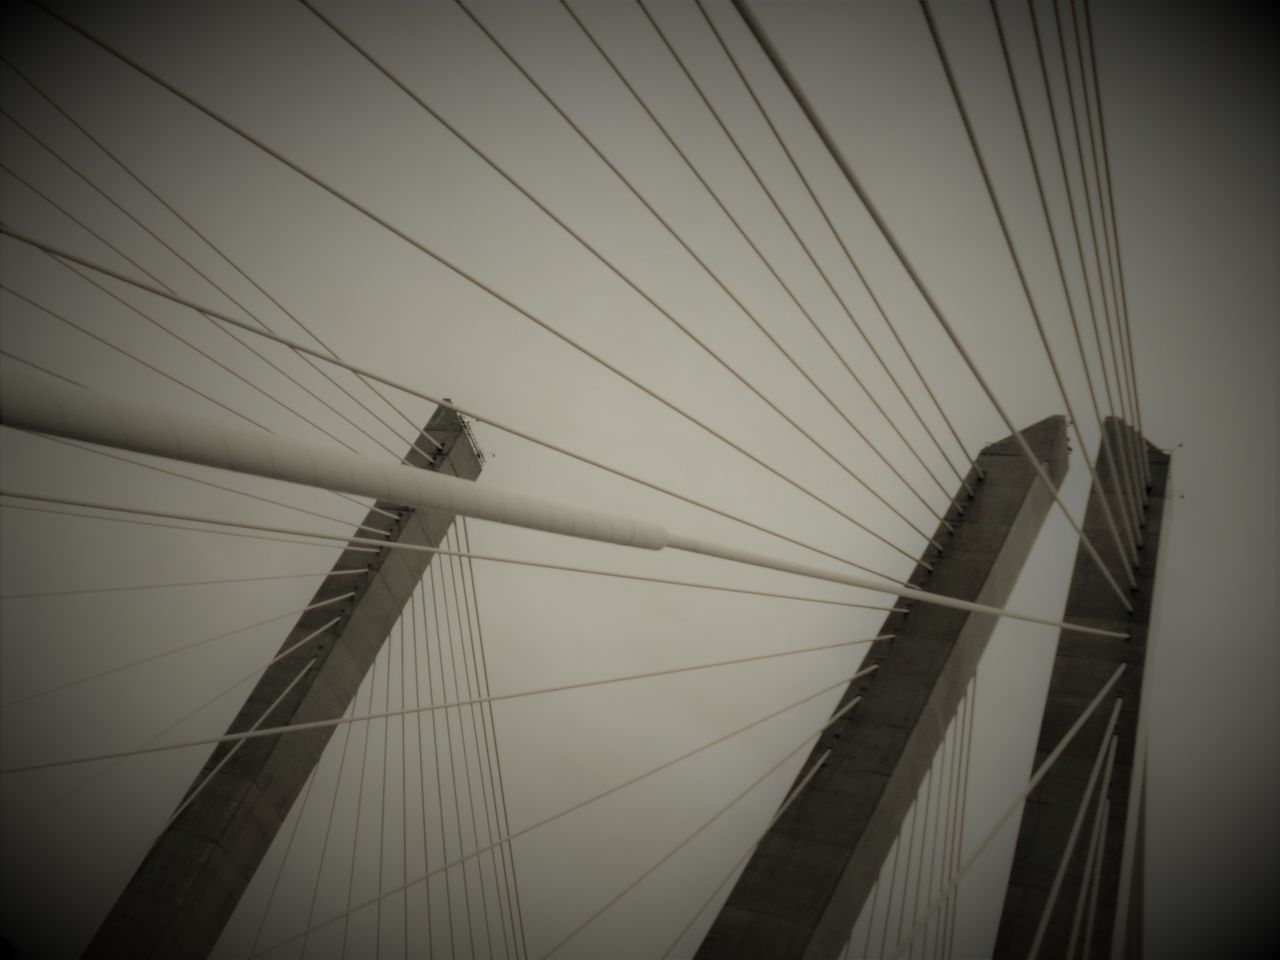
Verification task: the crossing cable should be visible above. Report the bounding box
[0,489,1129,641]
[986,0,1139,573]
[226,756,321,949]
[0,160,422,485]
[252,674,865,958]
[0,567,365,601]
[444,526,509,960]
[250,759,322,954]
[1065,733,1116,960]
[151,619,330,824]
[300,0,939,560]
[0,54,445,461]
[0,350,85,387]
[887,664,1125,960]
[659,746,834,959]
[915,0,1137,605]
[0,232,911,586]
[0,162,370,460]
[537,707,862,957]
[1076,0,1150,487]
[226,759,331,956]
[16,0,933,573]
[0,499,379,555]
[716,0,983,495]
[0,312,386,536]
[0,493,906,620]
[0,579,348,710]
[1027,698,1123,960]
[4,261,397,524]
[415,578,457,959]
[49,652,319,960]
[24,613,342,819]
[1021,0,1145,557]
[428,561,481,957]
[563,0,960,524]
[0,626,881,773]
[0,282,270,433]
[462,516,531,960]
[34,431,392,537]
[450,525,520,959]
[676,0,979,497]
[164,655,317,829]
[0,106,434,467]
[1049,0,1147,516]
[41,252,303,428]
[0,57,440,457]
[0,488,1136,655]
[727,0,1134,612]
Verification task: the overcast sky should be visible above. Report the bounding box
[0,1,1275,958]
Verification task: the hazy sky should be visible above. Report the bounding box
[0,2,1275,958]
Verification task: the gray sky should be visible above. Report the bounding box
[0,1,1275,958]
